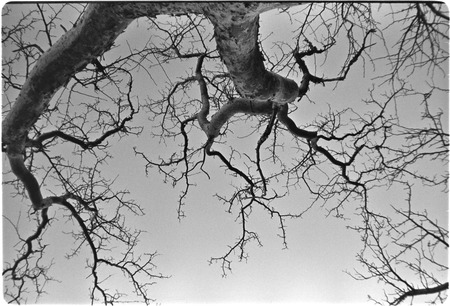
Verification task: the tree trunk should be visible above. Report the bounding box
[2,2,299,209]
[205,4,299,103]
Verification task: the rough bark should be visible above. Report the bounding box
[3,4,129,149]
[206,4,299,104]
[3,3,135,209]
[2,2,299,210]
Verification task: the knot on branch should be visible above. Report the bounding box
[39,198,54,210]
[310,136,319,151]
[264,71,298,104]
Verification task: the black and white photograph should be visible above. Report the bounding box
[2,2,448,305]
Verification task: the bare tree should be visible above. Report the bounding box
[2,2,448,305]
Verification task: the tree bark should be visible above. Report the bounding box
[205,4,299,104]
[2,2,298,209]
[3,2,296,148]
[2,4,132,149]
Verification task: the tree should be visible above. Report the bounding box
[2,2,448,305]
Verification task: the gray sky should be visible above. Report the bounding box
[2,3,448,305]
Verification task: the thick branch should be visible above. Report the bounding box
[194,53,275,139]
[2,4,134,148]
[208,99,273,138]
[7,149,48,210]
[195,54,211,132]
[206,5,299,104]
[277,104,318,139]
[393,282,449,306]
[2,3,296,150]
[3,3,296,211]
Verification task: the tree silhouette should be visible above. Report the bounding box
[2,3,448,305]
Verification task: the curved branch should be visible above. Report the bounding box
[207,99,273,138]
[3,3,298,213]
[7,150,46,210]
[277,104,318,139]
[2,2,296,150]
[3,208,50,279]
[277,104,365,187]
[207,6,299,104]
[194,50,278,139]
[205,139,254,187]
[195,53,211,132]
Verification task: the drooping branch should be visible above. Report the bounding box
[2,2,298,212]
[38,195,164,304]
[7,151,47,210]
[3,208,50,281]
[256,105,279,195]
[3,208,53,303]
[2,4,136,211]
[277,104,318,139]
[204,138,255,188]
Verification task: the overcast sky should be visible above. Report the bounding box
[2,3,448,305]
